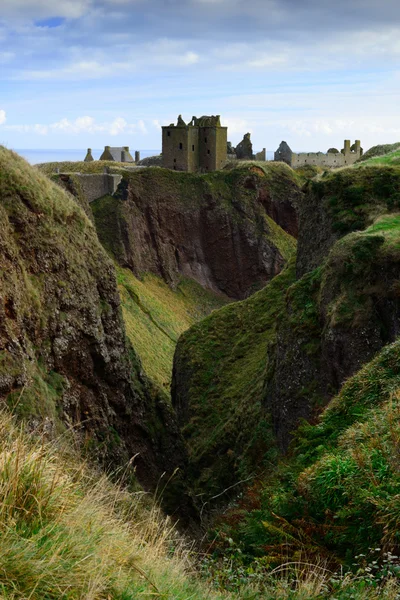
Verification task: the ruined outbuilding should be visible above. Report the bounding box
[235,133,253,160]
[275,140,363,168]
[99,146,134,163]
[162,115,227,172]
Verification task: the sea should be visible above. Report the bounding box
[16,149,161,165]
[16,149,275,165]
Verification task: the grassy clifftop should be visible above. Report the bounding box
[36,159,138,175]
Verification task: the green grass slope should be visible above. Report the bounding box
[218,339,400,572]
[356,149,400,167]
[357,143,400,163]
[117,267,229,391]
[172,261,297,497]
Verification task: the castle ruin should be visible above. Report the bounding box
[99,146,134,163]
[275,140,363,169]
[162,115,227,172]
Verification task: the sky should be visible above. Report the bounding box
[1,0,400,153]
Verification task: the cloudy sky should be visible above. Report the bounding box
[1,0,400,152]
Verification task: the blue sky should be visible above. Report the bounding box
[1,0,400,152]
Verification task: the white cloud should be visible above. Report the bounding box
[224,117,252,136]
[4,115,150,137]
[0,110,6,126]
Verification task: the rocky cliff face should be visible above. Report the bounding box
[91,164,301,300]
[0,147,192,518]
[171,165,400,500]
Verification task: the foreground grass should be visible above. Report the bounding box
[0,409,231,600]
[0,407,398,600]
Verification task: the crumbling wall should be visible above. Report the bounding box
[73,174,122,203]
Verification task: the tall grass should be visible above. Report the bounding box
[0,410,229,600]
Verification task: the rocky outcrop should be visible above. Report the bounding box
[91,164,301,300]
[0,147,193,520]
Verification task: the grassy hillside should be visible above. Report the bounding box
[2,407,398,600]
[173,261,297,496]
[216,338,400,573]
[0,410,227,600]
[117,267,229,390]
[355,149,400,167]
[357,143,400,163]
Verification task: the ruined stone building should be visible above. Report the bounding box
[227,133,266,161]
[99,146,134,162]
[274,140,362,168]
[162,115,227,172]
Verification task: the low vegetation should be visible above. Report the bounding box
[117,267,228,391]
[1,407,399,599]
[36,160,140,175]
[357,143,400,163]
[0,410,226,600]
[173,261,297,497]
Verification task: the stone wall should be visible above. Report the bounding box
[275,140,362,169]
[73,173,122,203]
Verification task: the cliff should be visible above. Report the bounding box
[0,147,191,517]
[172,165,400,500]
[90,163,300,300]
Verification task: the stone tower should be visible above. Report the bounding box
[162,115,227,172]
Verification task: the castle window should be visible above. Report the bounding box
[207,149,210,155]
[167,131,171,137]
[174,158,176,163]
[179,143,183,150]
[192,145,195,151]
[204,137,207,143]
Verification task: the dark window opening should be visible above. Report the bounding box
[192,145,195,151]
[207,149,210,155]
[174,158,176,163]
[167,131,171,136]
[174,166,177,170]
[179,143,183,150]
[204,137,207,143]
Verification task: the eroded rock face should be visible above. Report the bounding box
[0,147,192,519]
[92,166,301,300]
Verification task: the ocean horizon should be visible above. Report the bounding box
[15,148,161,165]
